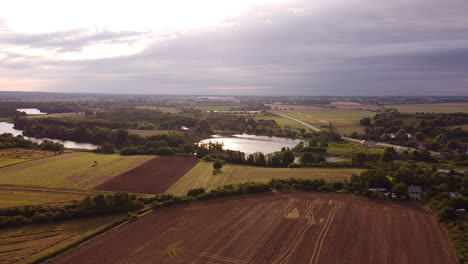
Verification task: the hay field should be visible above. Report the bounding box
[0,152,154,189]
[165,161,364,196]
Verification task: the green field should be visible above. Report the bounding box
[254,115,312,132]
[165,161,365,196]
[184,105,244,111]
[0,157,31,168]
[0,215,118,264]
[0,152,154,189]
[0,187,93,208]
[386,103,468,113]
[327,142,385,157]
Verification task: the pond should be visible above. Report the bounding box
[199,134,304,155]
[0,122,98,150]
[16,108,47,115]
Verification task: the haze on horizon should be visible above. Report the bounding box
[1,0,467,96]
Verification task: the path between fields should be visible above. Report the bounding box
[279,114,441,154]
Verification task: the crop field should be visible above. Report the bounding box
[254,115,311,131]
[52,192,456,264]
[266,104,374,135]
[135,106,183,113]
[166,162,364,196]
[0,186,94,208]
[96,156,200,194]
[386,103,468,113]
[0,152,154,189]
[0,149,56,168]
[0,215,118,264]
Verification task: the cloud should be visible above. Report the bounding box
[1,0,468,95]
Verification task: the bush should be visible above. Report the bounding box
[213,160,223,170]
[155,147,175,156]
[438,207,457,221]
[187,188,205,197]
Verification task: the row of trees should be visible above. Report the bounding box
[0,133,64,152]
[0,192,143,228]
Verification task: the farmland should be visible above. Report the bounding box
[386,103,468,113]
[0,186,92,208]
[166,162,364,196]
[0,149,56,168]
[0,215,118,264]
[266,104,375,135]
[96,156,199,194]
[0,152,153,189]
[51,192,456,264]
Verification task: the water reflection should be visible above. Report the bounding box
[200,134,304,155]
[0,122,97,150]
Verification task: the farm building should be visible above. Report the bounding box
[408,185,423,200]
[418,142,427,150]
[361,140,377,148]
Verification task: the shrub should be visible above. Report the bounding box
[187,188,206,197]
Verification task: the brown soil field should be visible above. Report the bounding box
[95,156,199,194]
[52,192,456,264]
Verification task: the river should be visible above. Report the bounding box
[0,122,98,150]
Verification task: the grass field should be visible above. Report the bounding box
[266,104,374,135]
[0,215,119,264]
[254,114,311,131]
[165,162,364,196]
[0,187,93,208]
[327,142,385,157]
[183,105,244,111]
[0,149,56,168]
[134,106,182,113]
[0,152,154,189]
[386,103,468,113]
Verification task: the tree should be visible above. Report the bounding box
[393,183,408,198]
[213,160,223,170]
[447,140,459,150]
[414,132,425,142]
[359,117,372,126]
[299,152,314,164]
[281,150,295,167]
[99,141,115,154]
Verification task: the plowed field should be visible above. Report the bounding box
[95,156,199,194]
[52,192,456,264]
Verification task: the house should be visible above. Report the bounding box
[283,125,291,131]
[180,126,190,131]
[449,192,462,197]
[418,142,427,150]
[408,185,423,200]
[361,140,377,148]
[368,188,387,198]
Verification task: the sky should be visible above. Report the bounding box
[0,0,468,96]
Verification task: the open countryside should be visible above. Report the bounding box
[0,152,153,189]
[51,192,456,264]
[2,1,468,261]
[166,161,363,196]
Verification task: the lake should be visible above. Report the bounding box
[0,122,98,150]
[199,134,304,155]
[16,108,47,115]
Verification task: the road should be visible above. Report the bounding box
[278,113,440,154]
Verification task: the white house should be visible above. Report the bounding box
[408,185,423,200]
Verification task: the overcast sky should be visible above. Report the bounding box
[1,0,468,96]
